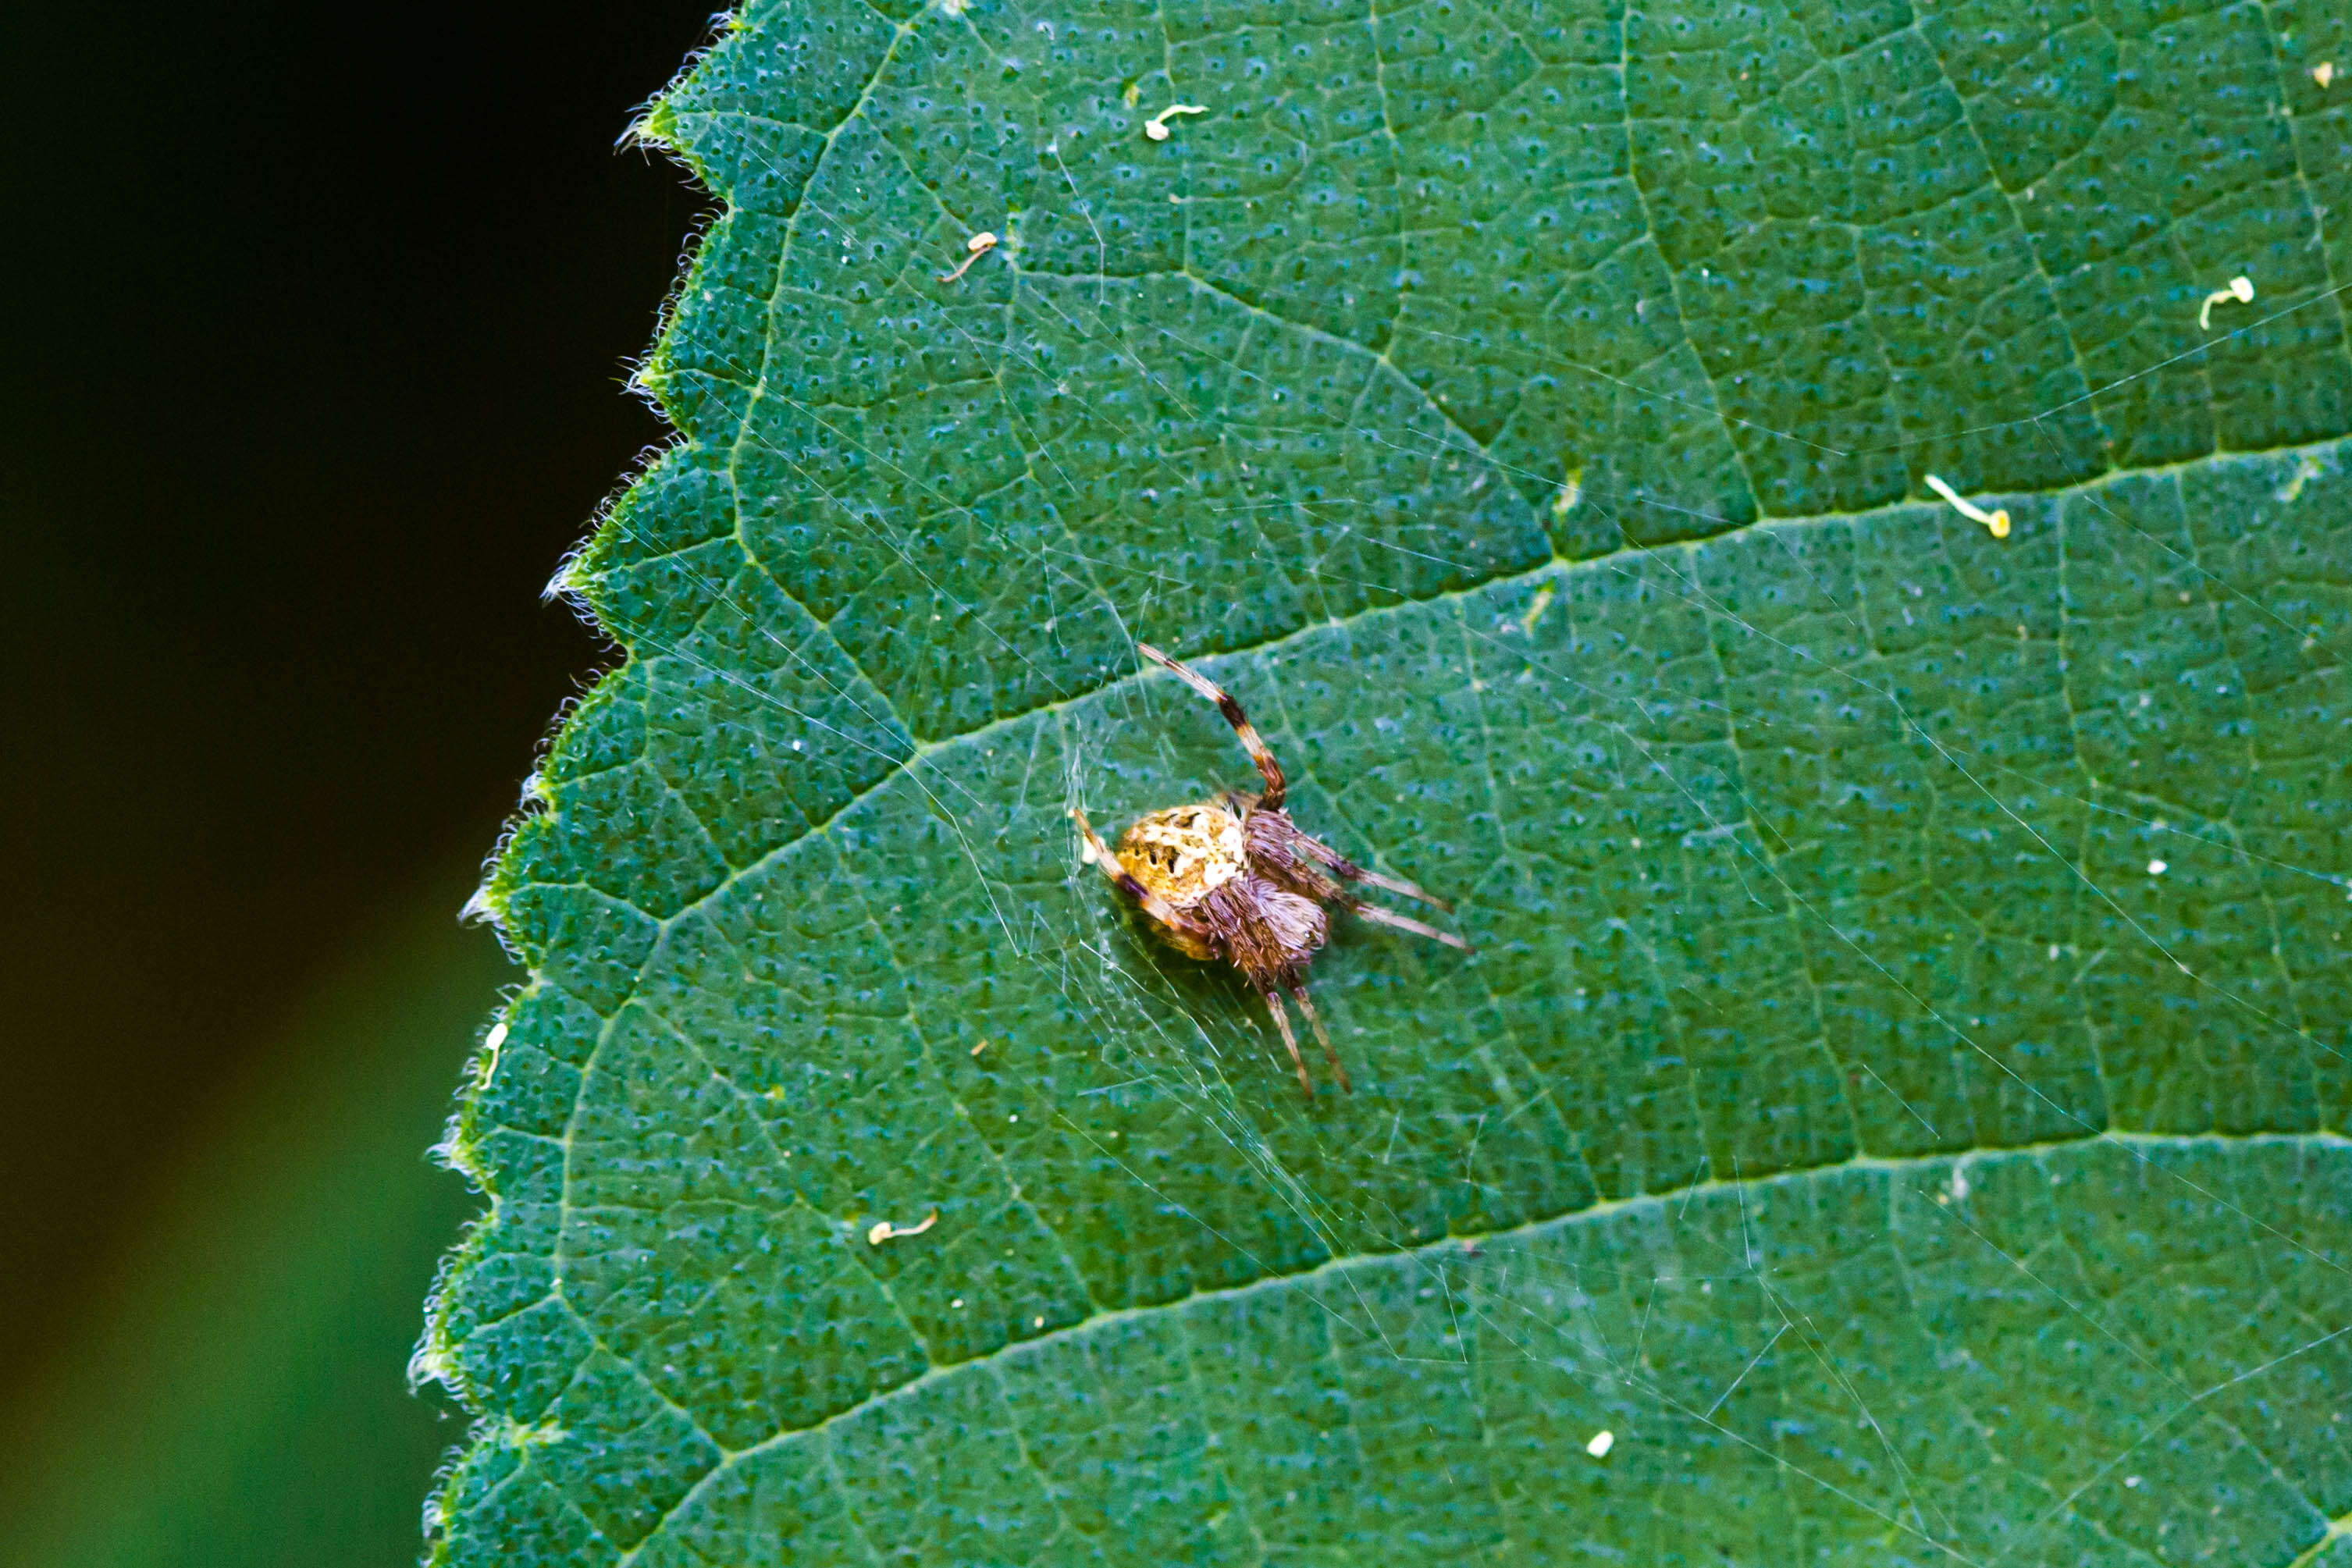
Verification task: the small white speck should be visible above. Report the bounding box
[1143,102,1208,141]
[484,1021,509,1053]
[865,1210,938,1247]
[1034,1315,1046,1328]
[1009,1113,1020,1122]
[2148,859,2169,875]
[2125,1475,2142,1489]
[2048,944,2061,960]
[951,1297,964,1308]
[2198,274,2256,331]
[1924,472,2012,537]
[1586,1430,1615,1457]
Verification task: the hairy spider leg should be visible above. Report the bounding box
[1258,988,1315,1096]
[1069,808,1215,942]
[1284,981,1351,1095]
[1349,898,1473,951]
[1136,642,1286,809]
[1291,834,1454,912]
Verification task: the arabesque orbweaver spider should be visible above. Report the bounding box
[1072,644,1471,1096]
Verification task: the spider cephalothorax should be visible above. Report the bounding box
[1073,643,1470,1095]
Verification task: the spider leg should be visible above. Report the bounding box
[1290,834,1454,912]
[1136,642,1286,809]
[1259,987,1315,1096]
[1348,898,1473,952]
[1069,808,1214,941]
[1284,981,1351,1095]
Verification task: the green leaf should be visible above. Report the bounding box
[422,0,2352,1560]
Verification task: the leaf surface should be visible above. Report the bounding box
[423,0,2352,1560]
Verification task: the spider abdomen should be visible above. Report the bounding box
[1116,803,1247,908]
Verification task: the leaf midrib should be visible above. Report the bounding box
[566,428,2325,948]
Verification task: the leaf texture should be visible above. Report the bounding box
[422,0,2352,1560]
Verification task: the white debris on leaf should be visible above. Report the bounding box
[1585,1430,1615,1458]
[1144,103,1208,140]
[866,1210,939,1246]
[938,230,998,284]
[2198,274,2254,332]
[1550,471,1582,518]
[471,1020,511,1093]
[1924,472,2011,539]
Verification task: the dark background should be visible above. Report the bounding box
[3,0,719,1521]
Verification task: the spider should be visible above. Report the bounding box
[1072,643,1470,1096]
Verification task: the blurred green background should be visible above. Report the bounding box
[0,890,508,1566]
[2,5,713,1563]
